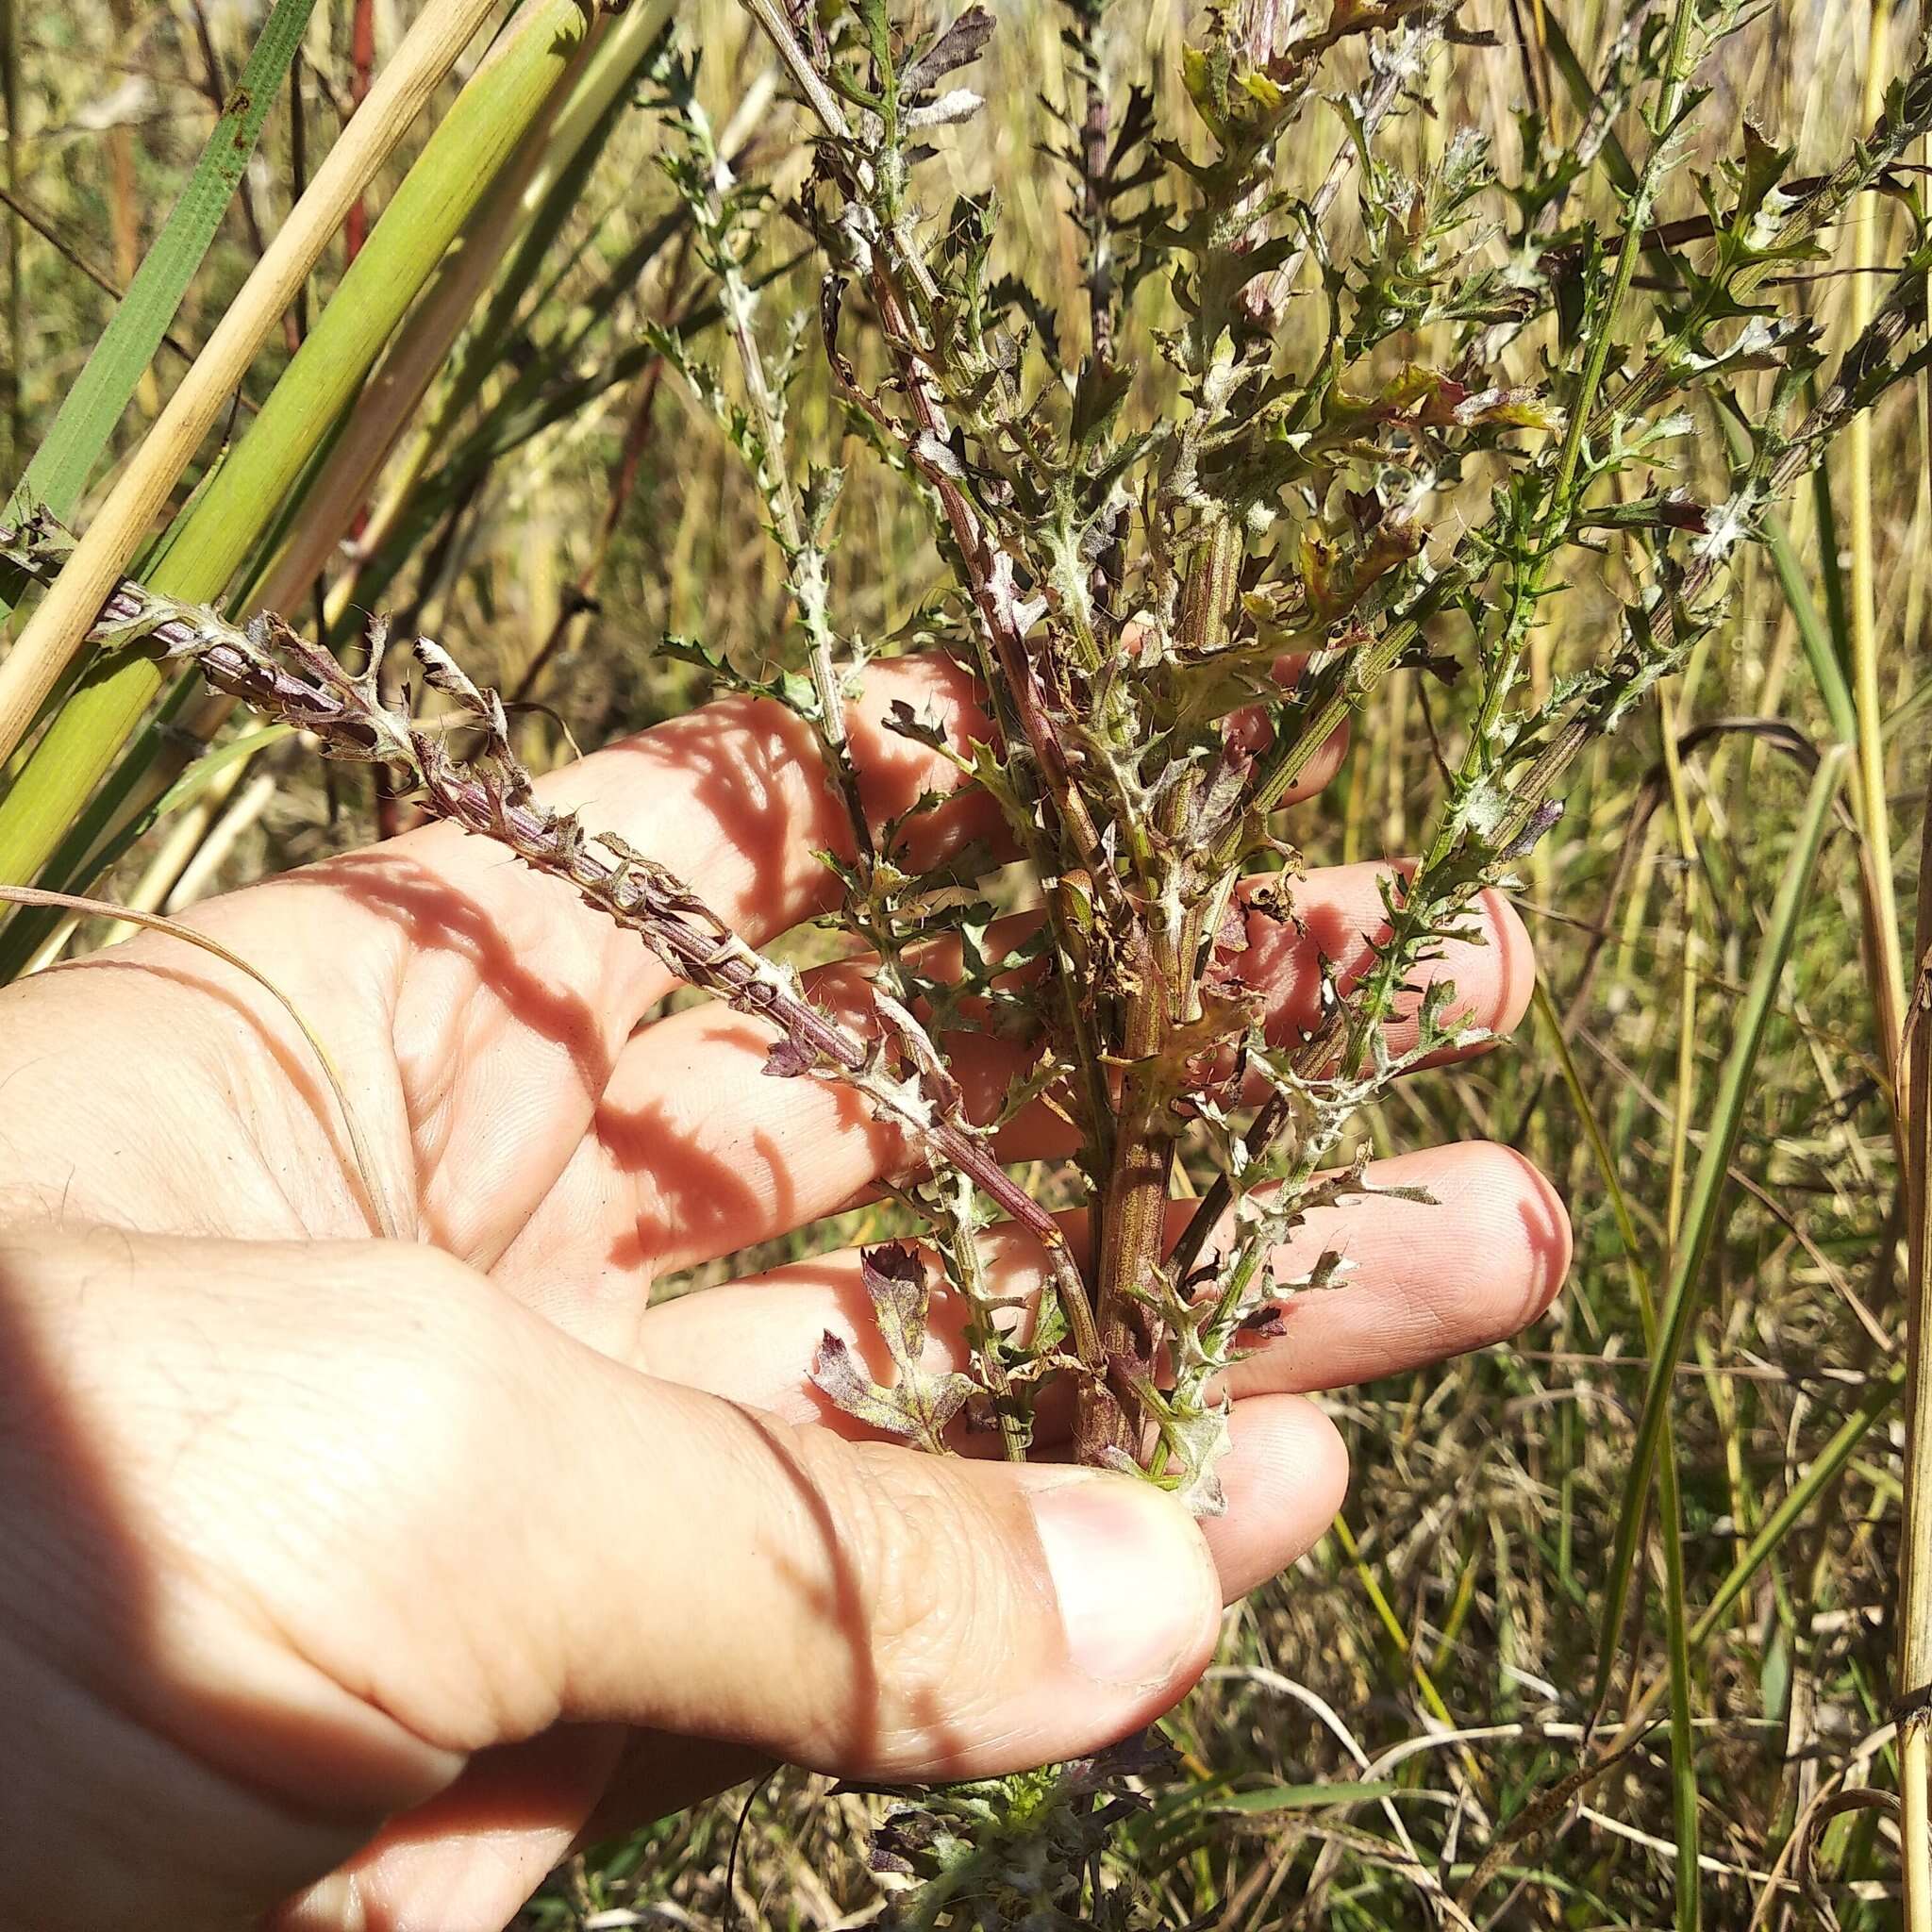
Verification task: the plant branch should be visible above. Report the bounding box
[0,514,1108,1377]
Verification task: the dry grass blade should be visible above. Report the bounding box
[0,884,397,1242]
[1848,0,1907,1077]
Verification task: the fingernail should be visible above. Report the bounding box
[1031,1474,1213,1690]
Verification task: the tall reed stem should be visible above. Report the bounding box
[0,0,586,891]
[0,0,507,777]
[257,1,673,611]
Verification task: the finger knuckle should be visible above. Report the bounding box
[810,1441,1021,1744]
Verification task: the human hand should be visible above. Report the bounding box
[0,658,1566,1929]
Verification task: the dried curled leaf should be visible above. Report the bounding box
[901,7,995,100]
[809,1244,979,1453]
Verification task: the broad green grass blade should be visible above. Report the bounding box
[1541,9,1638,194]
[1592,744,1853,1710]
[149,724,292,819]
[3,0,318,536]
[0,674,202,979]
[1760,507,1858,744]
[0,0,594,892]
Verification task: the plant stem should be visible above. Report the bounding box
[346,0,378,260]
[708,142,872,864]
[1657,690,1706,1931]
[736,0,852,144]
[1850,0,1908,1083]
[1083,948,1180,1463]
[1898,730,1932,1931]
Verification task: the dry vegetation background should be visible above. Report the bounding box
[4,0,1927,1925]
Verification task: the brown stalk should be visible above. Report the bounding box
[344,0,377,264]
[1,0,20,474]
[509,259,689,710]
[103,0,156,411]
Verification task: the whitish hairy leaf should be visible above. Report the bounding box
[1167,1402,1234,1516]
[810,1243,977,1453]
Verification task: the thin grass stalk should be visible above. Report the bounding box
[341,11,690,586]
[0,674,208,975]
[509,347,668,708]
[0,0,591,891]
[1898,785,1932,1929]
[256,78,584,608]
[1657,700,1705,1928]
[288,40,310,345]
[1594,1357,1909,1756]
[1728,408,1907,1179]
[1594,743,1853,1710]
[320,214,719,639]
[346,0,378,262]
[68,720,298,941]
[95,752,247,947]
[1915,94,1932,1928]
[166,768,277,911]
[1755,503,1858,744]
[0,0,508,775]
[1327,1514,1466,1744]
[1532,975,1701,1925]
[1850,0,1907,1087]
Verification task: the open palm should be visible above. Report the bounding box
[0,655,1565,1930]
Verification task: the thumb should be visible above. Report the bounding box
[474,1326,1223,1782]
